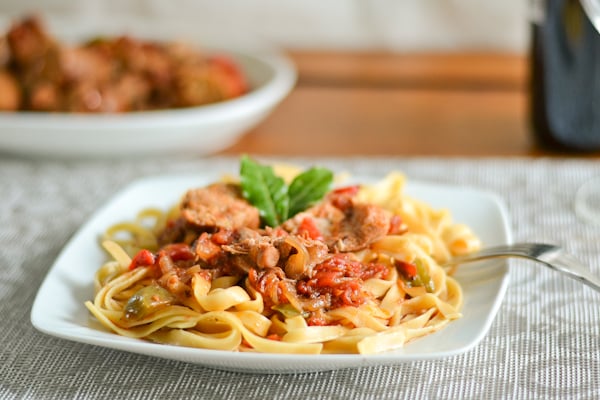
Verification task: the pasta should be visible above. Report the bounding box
[85,171,481,354]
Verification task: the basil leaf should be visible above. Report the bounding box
[240,155,289,227]
[240,157,333,227]
[288,167,333,217]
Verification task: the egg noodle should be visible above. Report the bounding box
[85,172,480,354]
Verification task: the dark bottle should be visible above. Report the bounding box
[530,0,600,151]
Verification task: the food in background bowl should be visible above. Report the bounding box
[0,16,296,157]
[0,16,247,113]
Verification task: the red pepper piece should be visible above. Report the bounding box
[128,249,156,270]
[331,185,360,196]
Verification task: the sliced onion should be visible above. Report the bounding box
[280,280,304,313]
[283,235,310,279]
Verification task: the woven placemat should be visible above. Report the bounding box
[1,156,599,399]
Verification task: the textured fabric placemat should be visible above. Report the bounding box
[1,156,599,400]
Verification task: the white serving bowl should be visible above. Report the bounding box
[0,48,296,158]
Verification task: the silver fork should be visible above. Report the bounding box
[446,243,600,293]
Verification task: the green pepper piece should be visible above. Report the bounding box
[271,303,308,319]
[123,284,177,321]
[414,258,435,293]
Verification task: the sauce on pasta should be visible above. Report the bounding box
[85,170,481,354]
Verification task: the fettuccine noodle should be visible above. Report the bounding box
[85,172,480,354]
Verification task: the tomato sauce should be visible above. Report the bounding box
[297,254,389,309]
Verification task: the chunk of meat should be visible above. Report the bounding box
[330,203,391,252]
[156,216,193,246]
[181,183,260,231]
[283,194,392,253]
[221,227,281,270]
[193,226,329,279]
[282,203,344,245]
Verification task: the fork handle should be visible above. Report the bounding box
[451,243,600,294]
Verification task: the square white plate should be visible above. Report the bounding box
[31,173,512,373]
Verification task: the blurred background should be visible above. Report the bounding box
[4,0,595,157]
[0,1,529,52]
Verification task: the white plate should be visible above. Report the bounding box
[31,173,512,373]
[0,49,296,158]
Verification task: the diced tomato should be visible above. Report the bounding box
[395,260,417,280]
[129,243,195,271]
[128,249,156,270]
[298,254,388,309]
[337,284,361,307]
[332,185,360,196]
[315,271,343,287]
[297,216,323,241]
[266,333,282,341]
[247,268,288,309]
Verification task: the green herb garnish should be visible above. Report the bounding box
[288,167,334,217]
[240,155,289,227]
[240,156,333,227]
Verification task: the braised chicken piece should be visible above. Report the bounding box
[221,228,329,278]
[181,183,260,231]
[330,203,392,252]
[157,183,259,247]
[283,186,393,252]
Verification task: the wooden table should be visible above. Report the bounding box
[221,51,600,157]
